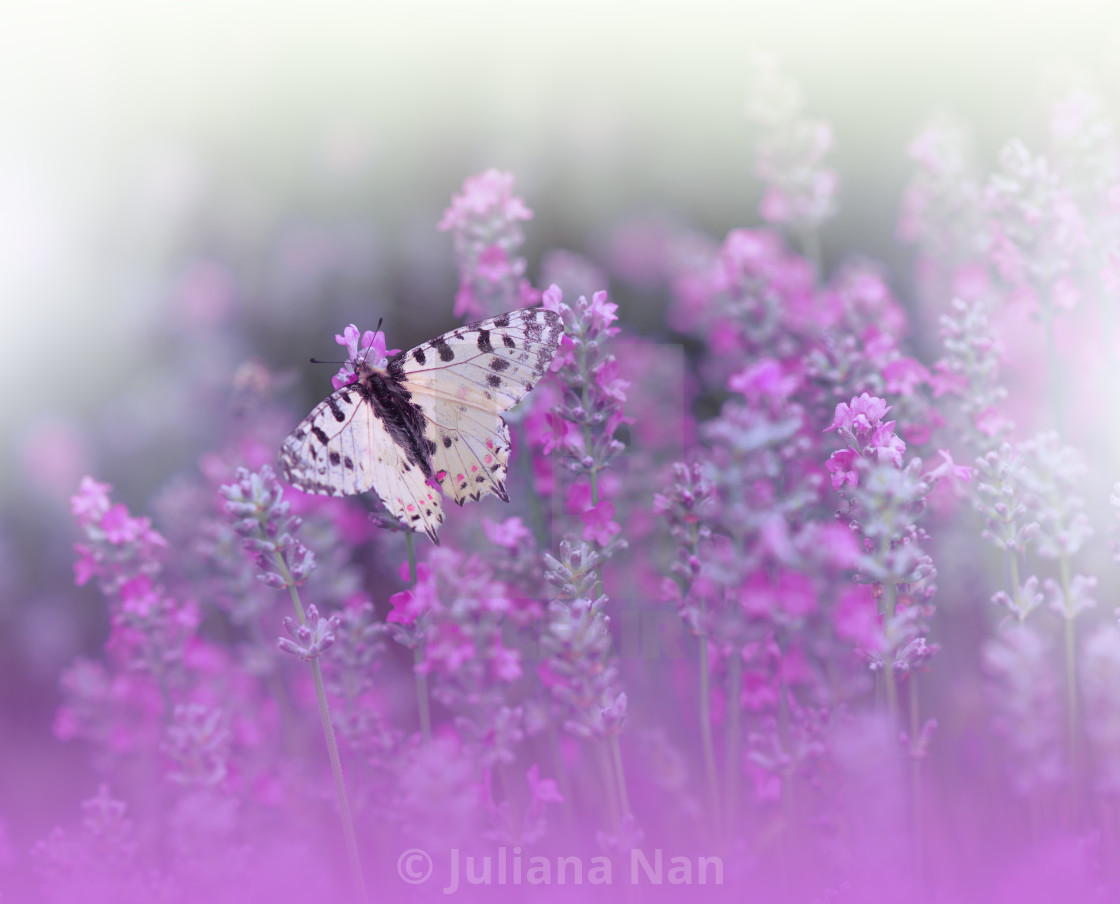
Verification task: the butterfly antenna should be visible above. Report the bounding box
[358,317,386,366]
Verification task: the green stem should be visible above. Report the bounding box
[609,733,631,819]
[517,423,549,548]
[1043,310,1064,436]
[698,628,721,833]
[882,583,899,725]
[274,554,367,903]
[596,738,622,829]
[1061,555,1079,825]
[909,675,923,881]
[404,532,432,745]
[725,650,742,837]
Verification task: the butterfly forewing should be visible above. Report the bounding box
[396,307,562,507]
[396,307,563,411]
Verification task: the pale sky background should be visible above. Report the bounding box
[1,0,1119,489]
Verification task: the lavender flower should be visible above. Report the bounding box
[277,603,341,661]
[162,703,231,787]
[984,138,1086,314]
[438,168,539,319]
[983,626,1066,798]
[744,54,837,264]
[219,465,315,589]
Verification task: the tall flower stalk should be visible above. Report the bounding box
[220,466,367,902]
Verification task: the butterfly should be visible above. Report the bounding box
[279,306,564,544]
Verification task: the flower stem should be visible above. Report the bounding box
[1061,555,1079,825]
[724,649,742,837]
[275,553,367,903]
[404,532,432,745]
[909,675,924,880]
[698,626,721,833]
[882,583,899,724]
[609,733,631,819]
[1043,311,1064,436]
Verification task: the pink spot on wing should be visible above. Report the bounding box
[486,438,494,449]
[407,504,415,512]
[471,465,479,472]
[456,473,465,482]
[484,454,493,464]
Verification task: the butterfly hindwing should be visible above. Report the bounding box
[412,393,512,505]
[279,384,445,543]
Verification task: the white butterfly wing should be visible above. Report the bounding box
[279,385,445,543]
[396,307,563,507]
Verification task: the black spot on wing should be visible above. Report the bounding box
[413,347,427,366]
[312,426,329,445]
[490,356,510,372]
[502,334,516,348]
[493,313,510,327]
[442,435,452,448]
[432,337,455,362]
[329,451,341,465]
[486,374,501,388]
[328,398,346,422]
[344,456,354,470]
[477,329,493,353]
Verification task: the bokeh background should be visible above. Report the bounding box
[4,0,1120,897]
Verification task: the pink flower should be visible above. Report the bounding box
[581,501,621,546]
[101,505,144,544]
[437,169,532,233]
[476,244,511,283]
[490,641,522,682]
[928,362,969,397]
[586,290,619,334]
[452,284,485,320]
[927,449,972,483]
[526,764,564,804]
[541,283,564,313]
[833,584,882,652]
[975,406,1013,438]
[540,412,583,458]
[118,576,161,618]
[800,522,863,569]
[883,358,930,395]
[727,358,800,406]
[422,623,473,674]
[827,393,891,434]
[594,358,630,403]
[870,422,906,467]
[482,517,532,551]
[332,323,399,390]
[70,477,112,528]
[388,564,437,624]
[826,448,859,490]
[73,544,97,586]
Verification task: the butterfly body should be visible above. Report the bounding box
[280,306,563,544]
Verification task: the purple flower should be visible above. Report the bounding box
[438,169,539,319]
[219,465,316,589]
[581,500,621,546]
[331,323,399,390]
[278,603,341,661]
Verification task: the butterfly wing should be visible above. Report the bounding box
[279,385,445,543]
[394,307,563,506]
